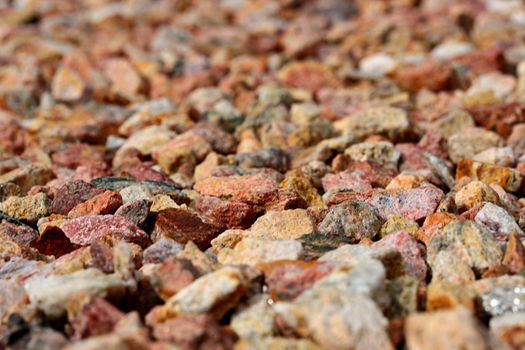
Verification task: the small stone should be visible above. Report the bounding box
[428,109,475,139]
[431,42,474,60]
[152,208,223,250]
[359,53,398,77]
[248,209,315,240]
[456,160,523,192]
[319,244,405,279]
[196,196,255,229]
[474,203,523,240]
[318,200,382,242]
[480,285,525,317]
[52,144,109,170]
[143,238,183,264]
[280,171,324,208]
[490,312,525,349]
[275,293,393,350]
[394,60,453,92]
[119,184,154,203]
[68,190,122,217]
[278,61,339,93]
[508,123,525,158]
[405,309,489,350]
[24,268,134,318]
[114,199,151,227]
[236,148,289,173]
[473,146,516,167]
[150,194,183,213]
[116,131,175,170]
[503,232,525,274]
[344,141,401,169]
[321,170,372,193]
[60,215,150,248]
[103,58,142,95]
[427,220,503,274]
[417,212,458,245]
[430,251,476,285]
[67,296,125,340]
[380,215,419,237]
[447,127,504,164]
[210,229,246,253]
[455,180,501,211]
[2,193,50,223]
[151,257,199,301]
[217,238,303,266]
[290,102,321,125]
[51,66,85,102]
[386,174,428,190]
[365,186,443,221]
[194,175,278,206]
[159,266,247,320]
[51,180,105,215]
[373,231,427,282]
[260,260,333,301]
[386,276,418,318]
[0,165,55,194]
[426,280,477,311]
[230,294,277,338]
[152,314,237,349]
[335,106,410,141]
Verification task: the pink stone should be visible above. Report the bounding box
[60,215,150,247]
[366,186,443,221]
[373,231,427,282]
[195,196,257,229]
[321,171,373,193]
[194,175,278,205]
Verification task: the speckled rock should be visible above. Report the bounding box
[2,193,50,223]
[344,141,401,169]
[365,186,443,221]
[427,220,503,274]
[195,196,256,229]
[474,203,523,240]
[318,200,382,242]
[430,251,476,285]
[60,215,150,248]
[335,106,410,141]
[380,215,419,237]
[114,199,150,227]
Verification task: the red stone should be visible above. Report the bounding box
[68,190,123,216]
[467,102,525,138]
[195,196,257,229]
[152,208,223,250]
[69,297,124,340]
[60,215,150,247]
[322,171,373,193]
[394,60,453,92]
[153,257,199,300]
[260,260,334,301]
[194,175,278,206]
